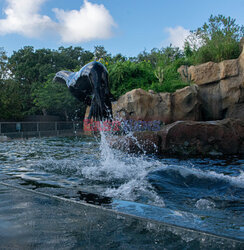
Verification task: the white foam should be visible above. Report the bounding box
[195,199,216,209]
[81,131,165,206]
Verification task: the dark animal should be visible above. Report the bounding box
[53,61,114,120]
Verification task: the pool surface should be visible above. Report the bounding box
[0,134,243,248]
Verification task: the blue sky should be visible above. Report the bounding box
[0,0,244,57]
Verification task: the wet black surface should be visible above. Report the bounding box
[78,190,112,205]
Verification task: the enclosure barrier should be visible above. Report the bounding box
[0,121,83,138]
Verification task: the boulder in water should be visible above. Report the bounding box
[111,119,244,156]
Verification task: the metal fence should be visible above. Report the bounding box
[0,121,83,138]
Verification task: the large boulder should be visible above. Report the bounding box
[172,85,202,121]
[178,60,239,86]
[220,45,244,116]
[220,77,244,111]
[0,135,8,142]
[240,37,244,51]
[109,131,161,154]
[158,119,244,156]
[112,86,202,124]
[177,41,244,120]
[225,103,244,119]
[113,88,172,124]
[111,119,244,156]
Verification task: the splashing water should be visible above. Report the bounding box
[81,129,165,206]
[0,127,244,240]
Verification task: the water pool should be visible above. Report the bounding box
[0,134,243,248]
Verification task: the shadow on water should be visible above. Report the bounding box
[77,190,112,205]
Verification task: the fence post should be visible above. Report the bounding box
[0,122,1,134]
[73,122,76,132]
[55,122,59,136]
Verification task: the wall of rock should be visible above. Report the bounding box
[85,41,244,156]
[112,45,244,123]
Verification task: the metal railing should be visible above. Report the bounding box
[0,121,83,138]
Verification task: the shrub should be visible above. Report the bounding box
[185,15,244,64]
[107,60,156,98]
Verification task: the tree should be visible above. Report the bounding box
[137,48,162,67]
[0,48,24,120]
[0,79,24,120]
[0,48,8,81]
[57,46,94,69]
[108,60,156,97]
[32,75,85,121]
[7,46,93,117]
[94,46,111,60]
[185,15,244,63]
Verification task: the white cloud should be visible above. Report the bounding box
[53,0,117,43]
[0,0,56,37]
[0,0,116,42]
[165,26,190,49]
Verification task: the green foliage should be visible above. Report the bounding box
[154,66,164,85]
[32,75,85,121]
[107,60,157,98]
[0,79,24,120]
[185,15,244,64]
[149,59,189,93]
[6,46,94,118]
[94,46,111,60]
[0,48,8,80]
[137,46,183,68]
[8,46,94,86]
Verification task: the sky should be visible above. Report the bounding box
[0,0,244,57]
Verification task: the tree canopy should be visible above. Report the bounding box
[185,14,244,63]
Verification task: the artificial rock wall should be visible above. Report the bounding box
[113,43,244,123]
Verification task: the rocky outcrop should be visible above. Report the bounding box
[178,44,244,120]
[172,84,201,121]
[110,119,244,156]
[197,82,223,120]
[157,119,244,156]
[225,103,244,119]
[240,37,244,51]
[112,86,202,124]
[109,132,161,154]
[178,60,239,86]
[113,89,172,124]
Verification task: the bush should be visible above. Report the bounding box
[148,59,189,93]
[107,60,156,98]
[185,15,244,64]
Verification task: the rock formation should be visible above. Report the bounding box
[111,119,244,156]
[178,44,244,121]
[113,89,172,124]
[112,42,244,123]
[86,40,244,156]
